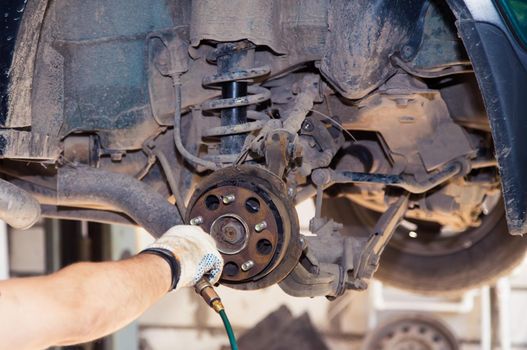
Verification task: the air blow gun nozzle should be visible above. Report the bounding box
[195,278,225,313]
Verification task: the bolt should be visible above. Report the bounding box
[110,152,124,162]
[222,194,236,204]
[302,120,314,132]
[190,216,204,225]
[311,168,332,186]
[254,221,268,232]
[241,260,255,272]
[401,44,414,61]
[221,224,242,244]
[223,227,237,239]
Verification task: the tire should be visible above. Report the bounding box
[322,197,527,294]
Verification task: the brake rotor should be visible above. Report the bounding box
[186,165,302,290]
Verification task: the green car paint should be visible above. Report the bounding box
[496,0,527,47]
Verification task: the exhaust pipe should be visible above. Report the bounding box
[7,165,183,236]
[56,166,183,236]
[13,166,183,237]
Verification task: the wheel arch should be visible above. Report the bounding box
[446,0,527,235]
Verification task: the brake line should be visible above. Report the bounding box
[195,279,239,350]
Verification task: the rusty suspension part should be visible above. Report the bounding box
[312,161,464,194]
[201,41,271,157]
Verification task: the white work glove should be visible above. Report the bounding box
[144,225,224,291]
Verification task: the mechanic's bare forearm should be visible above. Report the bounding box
[0,254,170,350]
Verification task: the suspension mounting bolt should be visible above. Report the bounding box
[302,120,314,132]
[190,216,204,226]
[241,260,255,272]
[254,221,268,232]
[222,194,236,205]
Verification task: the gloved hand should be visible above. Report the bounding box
[144,225,224,291]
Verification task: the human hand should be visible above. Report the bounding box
[145,225,223,290]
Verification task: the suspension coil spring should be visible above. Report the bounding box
[201,42,271,159]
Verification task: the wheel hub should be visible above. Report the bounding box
[210,213,249,254]
[186,165,301,290]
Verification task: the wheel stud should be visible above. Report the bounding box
[190,216,204,225]
[222,194,236,204]
[241,260,255,272]
[254,221,267,232]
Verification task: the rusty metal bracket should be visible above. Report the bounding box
[279,187,409,297]
[350,192,410,288]
[264,130,296,178]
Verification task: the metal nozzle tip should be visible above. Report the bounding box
[211,300,224,313]
[195,277,222,311]
[194,278,213,294]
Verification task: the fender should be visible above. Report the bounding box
[447,0,527,235]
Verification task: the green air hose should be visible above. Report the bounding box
[219,309,239,350]
[195,278,239,350]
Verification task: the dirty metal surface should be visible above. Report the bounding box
[334,75,475,176]
[188,185,280,282]
[320,0,426,100]
[186,165,302,290]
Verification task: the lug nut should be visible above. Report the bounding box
[222,194,236,204]
[254,221,268,232]
[241,260,255,272]
[190,216,204,225]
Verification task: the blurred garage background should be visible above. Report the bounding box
[1,200,526,350]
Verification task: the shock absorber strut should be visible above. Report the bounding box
[202,41,271,157]
[217,43,249,154]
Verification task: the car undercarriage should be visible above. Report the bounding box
[0,0,526,298]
